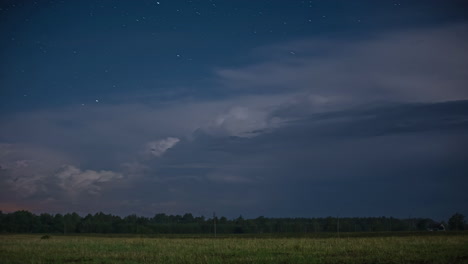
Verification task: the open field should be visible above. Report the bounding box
[1,233,467,264]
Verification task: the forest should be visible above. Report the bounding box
[1,210,464,234]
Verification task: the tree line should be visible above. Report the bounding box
[0,210,465,234]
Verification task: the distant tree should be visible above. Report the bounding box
[323,217,336,232]
[152,213,168,224]
[0,211,4,232]
[416,218,432,231]
[235,215,244,225]
[77,214,93,233]
[0,210,446,234]
[53,214,64,233]
[219,216,228,224]
[182,213,194,223]
[39,213,55,233]
[12,210,35,232]
[64,213,81,233]
[448,213,465,231]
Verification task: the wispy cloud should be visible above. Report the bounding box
[146,137,180,157]
[216,23,468,103]
[203,106,283,137]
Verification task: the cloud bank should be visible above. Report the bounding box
[1,23,467,218]
[217,23,468,103]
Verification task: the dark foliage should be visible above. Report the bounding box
[448,213,465,231]
[0,210,454,234]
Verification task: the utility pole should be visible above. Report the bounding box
[213,212,217,238]
[63,215,67,235]
[337,215,340,238]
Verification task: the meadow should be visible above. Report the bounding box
[1,233,467,264]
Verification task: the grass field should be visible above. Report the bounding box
[1,233,467,264]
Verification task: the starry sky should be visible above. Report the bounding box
[1,0,467,220]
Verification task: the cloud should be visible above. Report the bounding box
[1,24,467,217]
[1,100,467,217]
[203,106,282,137]
[146,137,180,157]
[0,143,123,199]
[0,94,291,162]
[55,165,123,195]
[0,143,72,197]
[216,23,468,103]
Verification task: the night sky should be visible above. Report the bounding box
[1,0,467,221]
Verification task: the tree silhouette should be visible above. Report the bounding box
[448,213,465,231]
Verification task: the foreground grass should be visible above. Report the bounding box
[1,233,467,263]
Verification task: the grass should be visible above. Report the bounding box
[0,233,467,263]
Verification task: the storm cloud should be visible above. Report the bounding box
[1,7,467,220]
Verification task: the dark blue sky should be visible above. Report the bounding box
[0,0,467,220]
